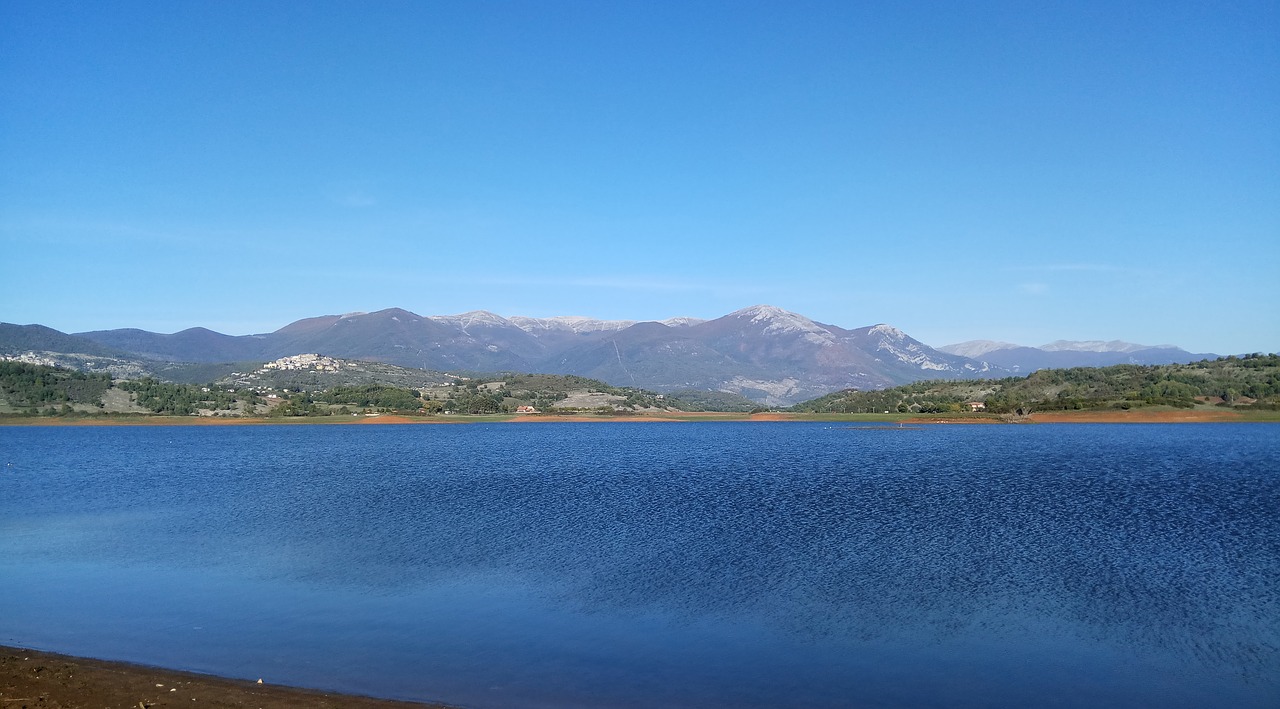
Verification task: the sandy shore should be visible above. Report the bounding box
[0,646,452,709]
[0,412,746,425]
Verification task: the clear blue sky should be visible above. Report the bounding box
[2,0,1276,354]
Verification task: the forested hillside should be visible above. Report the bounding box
[0,361,113,414]
[116,378,247,416]
[793,355,1280,414]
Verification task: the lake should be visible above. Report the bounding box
[1,422,1277,708]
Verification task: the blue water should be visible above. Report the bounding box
[1,422,1277,708]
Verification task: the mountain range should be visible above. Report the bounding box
[936,339,1218,373]
[1,306,1218,406]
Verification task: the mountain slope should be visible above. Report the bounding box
[567,306,1001,406]
[21,306,1228,406]
[544,320,744,391]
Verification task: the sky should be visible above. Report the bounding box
[2,0,1277,354]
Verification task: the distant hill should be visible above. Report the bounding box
[0,323,131,359]
[77,326,270,363]
[939,339,1217,373]
[0,324,155,379]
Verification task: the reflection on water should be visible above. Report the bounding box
[2,422,1277,708]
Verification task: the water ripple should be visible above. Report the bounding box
[2,422,1277,705]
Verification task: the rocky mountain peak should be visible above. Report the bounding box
[371,307,422,320]
[720,305,837,348]
[867,324,906,340]
[732,305,819,330]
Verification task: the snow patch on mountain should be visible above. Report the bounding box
[732,305,837,346]
[429,310,514,329]
[509,316,637,334]
[660,317,705,328]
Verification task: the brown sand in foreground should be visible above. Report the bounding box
[0,646,451,709]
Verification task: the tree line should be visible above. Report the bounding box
[8,354,1277,419]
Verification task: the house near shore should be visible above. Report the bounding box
[515,405,539,414]
[966,401,987,412]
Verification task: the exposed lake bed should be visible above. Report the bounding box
[2,422,1277,708]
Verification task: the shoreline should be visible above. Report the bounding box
[0,645,453,708]
[0,408,1268,426]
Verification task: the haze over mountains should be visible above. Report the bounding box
[937,339,1217,374]
[2,306,1218,406]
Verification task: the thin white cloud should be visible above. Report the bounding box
[1019,282,1050,295]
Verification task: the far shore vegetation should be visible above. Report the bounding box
[2,354,1278,424]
